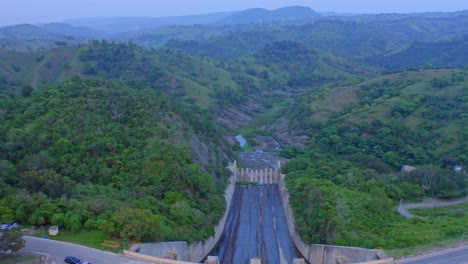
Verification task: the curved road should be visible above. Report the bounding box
[396,244,468,264]
[396,197,468,263]
[398,197,467,218]
[21,236,151,264]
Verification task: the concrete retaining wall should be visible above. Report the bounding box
[139,163,393,264]
[123,250,198,264]
[139,175,237,262]
[277,173,391,264]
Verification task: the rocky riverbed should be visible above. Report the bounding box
[234,134,287,170]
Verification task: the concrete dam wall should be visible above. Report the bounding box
[138,161,392,264]
[277,173,391,264]
[139,175,237,262]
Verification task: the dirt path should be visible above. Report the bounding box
[398,197,468,218]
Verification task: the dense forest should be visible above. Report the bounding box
[0,77,232,242]
[0,6,467,251]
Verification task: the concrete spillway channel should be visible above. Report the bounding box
[211,184,299,264]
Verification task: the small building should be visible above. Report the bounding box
[250,258,261,264]
[48,225,59,236]
[206,256,219,264]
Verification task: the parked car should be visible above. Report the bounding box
[83,262,93,264]
[1,224,11,230]
[64,256,82,264]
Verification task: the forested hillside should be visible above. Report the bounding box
[0,77,232,242]
[369,35,468,70]
[280,68,467,248]
[286,69,467,166]
[163,12,468,63]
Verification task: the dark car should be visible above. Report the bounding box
[64,256,82,264]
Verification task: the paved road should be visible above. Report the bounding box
[21,236,151,264]
[398,197,467,218]
[396,245,468,264]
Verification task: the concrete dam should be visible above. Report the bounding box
[213,184,297,263]
[135,159,392,264]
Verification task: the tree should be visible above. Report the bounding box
[20,169,75,198]
[111,207,161,241]
[21,85,33,97]
[54,40,68,47]
[0,229,25,256]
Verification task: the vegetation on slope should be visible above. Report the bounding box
[1,10,467,252]
[0,78,231,242]
[281,68,467,249]
[283,152,467,249]
[164,13,468,63]
[287,69,467,166]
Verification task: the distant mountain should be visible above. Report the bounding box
[0,23,91,51]
[39,22,104,38]
[215,6,320,25]
[63,12,235,34]
[0,24,56,39]
[63,6,319,33]
[164,12,468,61]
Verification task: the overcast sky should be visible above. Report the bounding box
[1,0,468,26]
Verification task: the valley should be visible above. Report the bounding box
[0,4,467,263]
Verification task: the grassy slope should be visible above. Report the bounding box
[0,45,245,111]
[307,69,464,123]
[0,47,82,91]
[152,52,243,108]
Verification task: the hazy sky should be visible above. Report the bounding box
[1,0,468,26]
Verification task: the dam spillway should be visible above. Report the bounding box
[213,184,298,264]
[137,160,388,264]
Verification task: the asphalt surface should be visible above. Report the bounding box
[214,185,297,264]
[398,197,468,218]
[396,245,468,264]
[21,236,150,264]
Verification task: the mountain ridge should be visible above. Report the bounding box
[215,6,320,25]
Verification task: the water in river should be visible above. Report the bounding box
[235,134,247,147]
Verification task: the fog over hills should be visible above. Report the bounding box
[62,11,236,34]
[62,6,320,33]
[215,6,320,24]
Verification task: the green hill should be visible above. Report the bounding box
[0,77,231,242]
[285,69,467,166]
[0,41,243,108]
[215,6,320,25]
[369,35,468,70]
[163,12,468,61]
[280,69,467,250]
